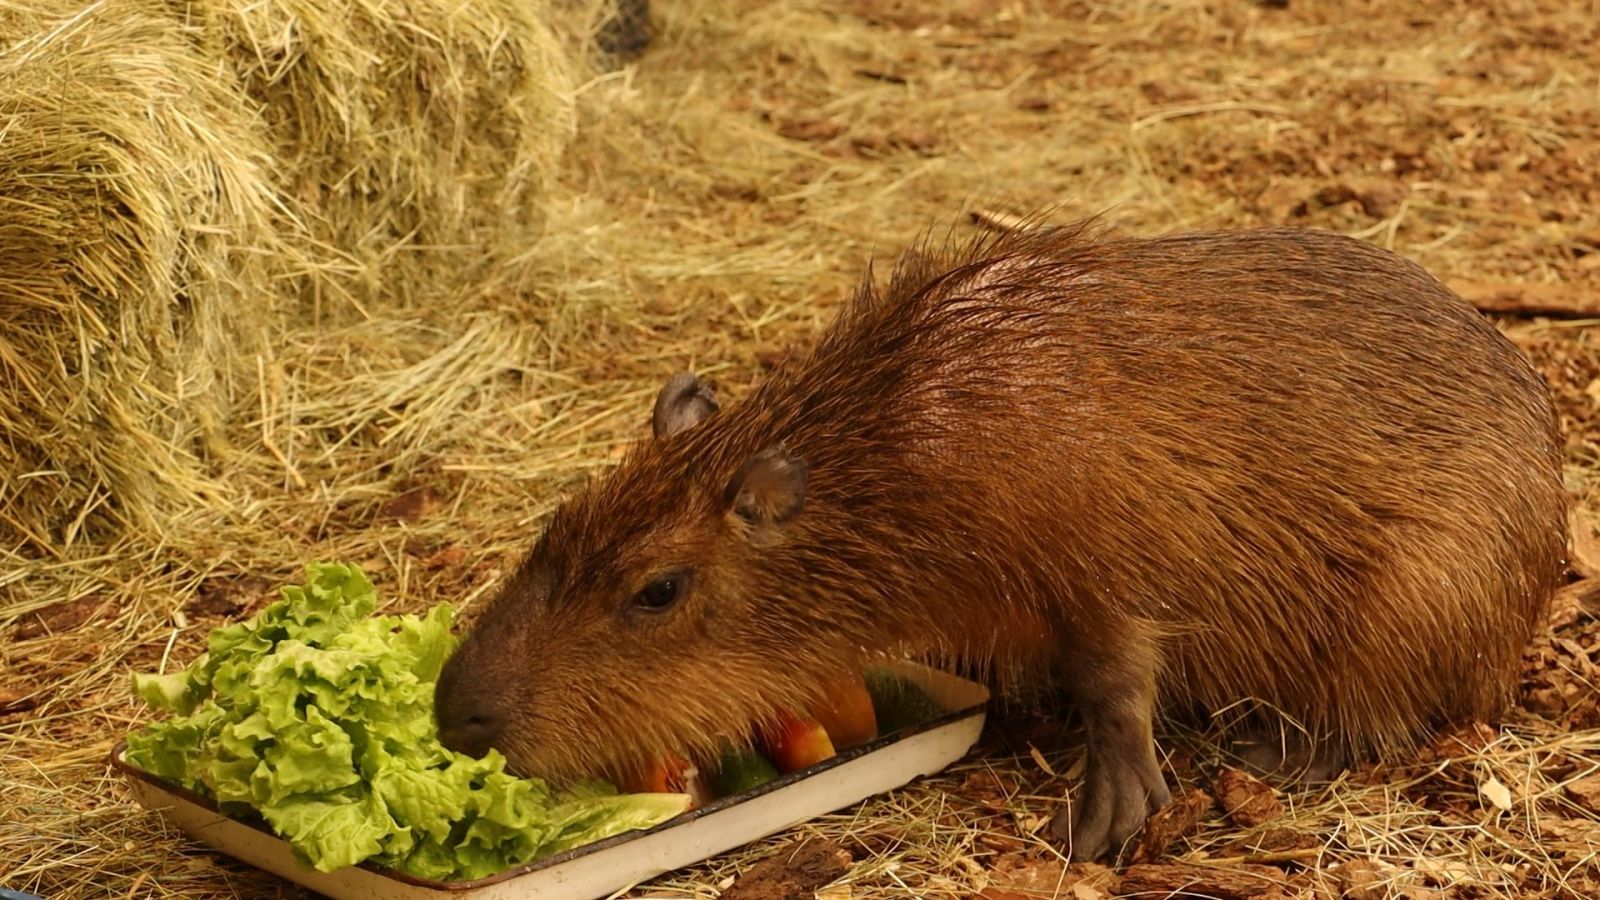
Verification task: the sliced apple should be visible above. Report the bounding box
[616,751,712,806]
[757,709,837,773]
[807,669,879,749]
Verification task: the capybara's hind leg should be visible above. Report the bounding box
[1229,726,1351,786]
[1050,634,1172,861]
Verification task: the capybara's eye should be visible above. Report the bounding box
[631,576,681,612]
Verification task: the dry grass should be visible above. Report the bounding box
[0,0,597,557]
[170,0,590,323]
[4,0,1600,897]
[0,0,288,555]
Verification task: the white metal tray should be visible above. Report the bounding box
[112,660,991,899]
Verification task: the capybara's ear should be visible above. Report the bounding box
[652,372,718,439]
[723,446,807,543]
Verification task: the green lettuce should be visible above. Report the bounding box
[125,562,689,881]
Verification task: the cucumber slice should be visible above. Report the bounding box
[864,668,946,734]
[706,744,781,797]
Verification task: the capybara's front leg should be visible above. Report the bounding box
[1050,635,1172,861]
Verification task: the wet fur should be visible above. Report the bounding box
[438,221,1568,853]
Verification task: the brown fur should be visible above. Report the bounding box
[435,221,1568,860]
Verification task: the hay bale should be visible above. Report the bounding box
[0,0,291,553]
[172,0,591,320]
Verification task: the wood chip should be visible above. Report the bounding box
[1314,178,1408,217]
[12,594,112,640]
[986,853,1118,899]
[187,574,271,619]
[378,484,441,523]
[1550,577,1600,628]
[986,851,1065,896]
[0,685,41,716]
[1132,787,1214,863]
[1451,280,1600,318]
[1335,858,1400,900]
[1117,862,1286,899]
[1569,509,1600,578]
[1070,882,1108,900]
[1566,774,1600,816]
[422,544,467,569]
[1211,766,1284,827]
[718,839,852,900]
[1535,817,1600,848]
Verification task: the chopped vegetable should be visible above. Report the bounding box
[757,710,836,773]
[807,670,879,749]
[863,668,946,734]
[124,562,689,882]
[706,743,781,796]
[619,752,692,795]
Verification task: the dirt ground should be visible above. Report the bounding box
[3,0,1599,897]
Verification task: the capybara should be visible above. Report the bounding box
[435,222,1568,861]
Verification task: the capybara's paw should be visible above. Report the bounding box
[1051,750,1171,861]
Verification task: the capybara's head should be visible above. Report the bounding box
[434,373,855,782]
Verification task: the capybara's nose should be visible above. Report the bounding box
[434,666,504,758]
[437,706,503,758]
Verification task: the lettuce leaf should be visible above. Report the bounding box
[125,562,689,881]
